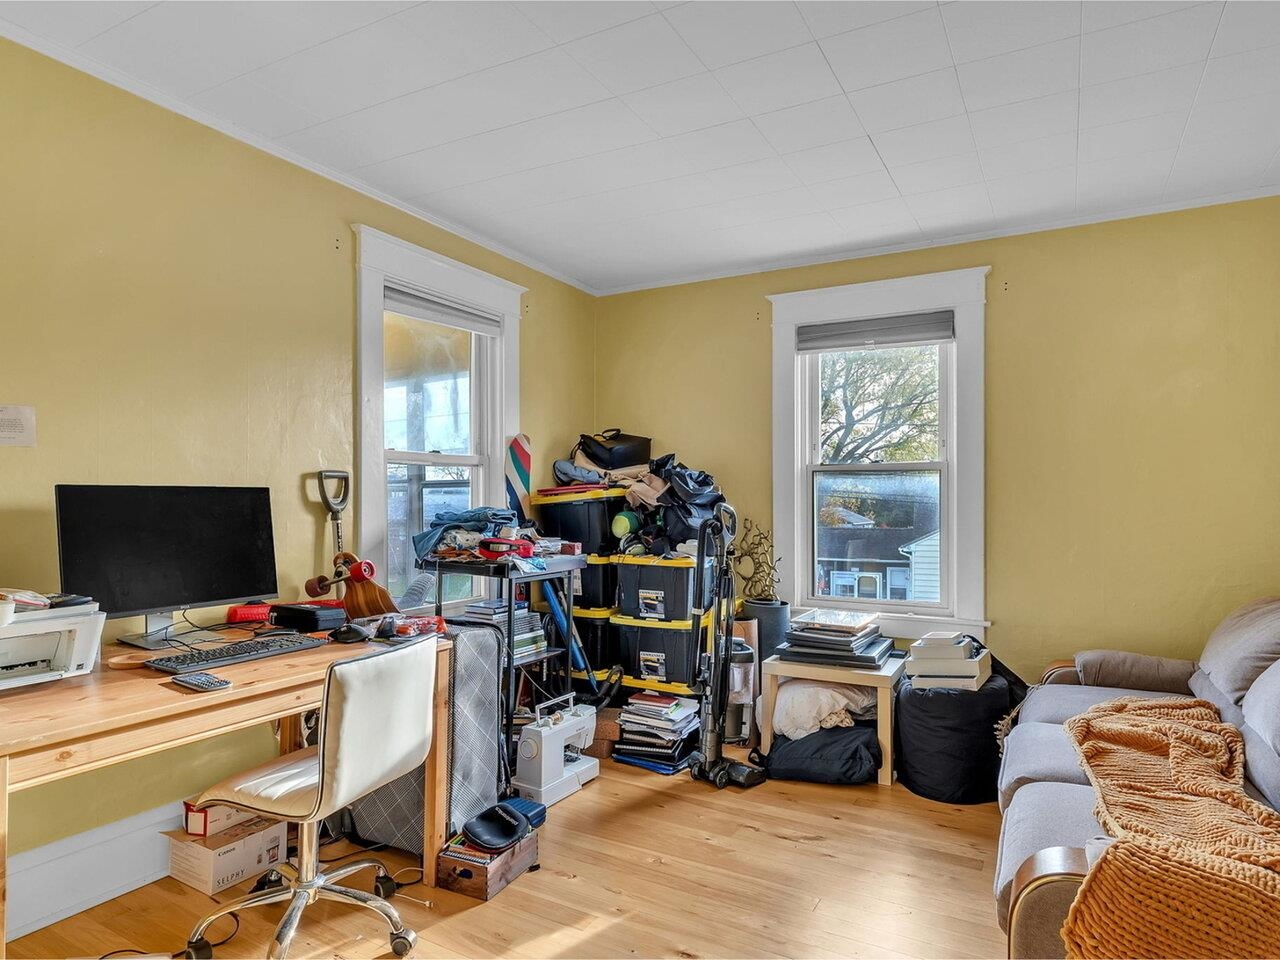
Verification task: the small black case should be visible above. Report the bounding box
[268,603,347,632]
[576,428,651,469]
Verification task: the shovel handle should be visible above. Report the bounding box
[317,470,350,516]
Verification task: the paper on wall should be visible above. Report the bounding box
[0,406,35,447]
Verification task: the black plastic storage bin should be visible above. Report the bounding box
[572,607,619,668]
[530,488,627,555]
[574,554,617,608]
[614,555,713,622]
[611,614,708,686]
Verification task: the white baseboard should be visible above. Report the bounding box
[7,803,183,940]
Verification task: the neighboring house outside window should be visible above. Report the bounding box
[769,268,989,641]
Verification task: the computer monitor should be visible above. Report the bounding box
[55,484,279,649]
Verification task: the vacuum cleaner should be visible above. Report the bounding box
[688,503,766,790]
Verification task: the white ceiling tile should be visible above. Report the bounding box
[278,48,610,169]
[941,1,1081,64]
[1080,3,1221,85]
[189,75,321,140]
[0,0,153,47]
[79,1,405,98]
[1183,90,1280,146]
[698,157,803,196]
[1078,62,1202,128]
[1077,148,1175,209]
[1197,44,1280,104]
[872,115,975,166]
[986,165,1077,217]
[755,96,867,154]
[808,168,902,207]
[907,182,994,233]
[697,187,828,229]
[1211,1,1280,57]
[891,152,985,194]
[664,1,812,68]
[848,68,966,133]
[957,37,1080,111]
[1082,2,1200,33]
[979,132,1078,178]
[564,13,703,94]
[1262,152,1280,186]
[622,73,744,136]
[397,3,559,72]
[968,90,1078,148]
[355,99,657,196]
[714,43,841,115]
[1077,111,1187,163]
[799,2,936,40]
[784,137,885,183]
[829,195,920,232]
[716,212,845,258]
[515,1,655,43]
[668,119,778,170]
[1165,137,1275,198]
[820,8,955,91]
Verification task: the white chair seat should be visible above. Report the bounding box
[196,746,321,821]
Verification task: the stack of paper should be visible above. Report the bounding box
[778,610,891,668]
[613,693,700,774]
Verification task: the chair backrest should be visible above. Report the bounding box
[313,636,437,818]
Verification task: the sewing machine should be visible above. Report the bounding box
[511,694,599,806]
[0,603,104,692]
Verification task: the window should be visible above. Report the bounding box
[356,225,524,610]
[770,268,988,640]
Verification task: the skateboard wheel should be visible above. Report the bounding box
[350,559,376,583]
[304,576,330,598]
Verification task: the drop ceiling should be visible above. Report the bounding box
[4,1,1279,293]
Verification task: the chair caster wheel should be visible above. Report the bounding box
[390,930,417,956]
[183,938,214,959]
[375,873,398,899]
[249,869,285,893]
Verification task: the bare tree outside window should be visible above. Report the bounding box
[818,344,939,465]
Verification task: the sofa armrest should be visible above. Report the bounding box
[1040,660,1080,685]
[1007,846,1089,959]
[1074,650,1196,694]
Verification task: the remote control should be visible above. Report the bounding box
[171,672,231,692]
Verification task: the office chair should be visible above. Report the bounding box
[182,636,436,959]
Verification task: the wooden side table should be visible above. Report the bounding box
[759,655,906,786]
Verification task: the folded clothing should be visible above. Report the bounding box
[412,506,518,559]
[762,678,876,741]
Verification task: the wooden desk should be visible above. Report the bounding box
[759,655,905,786]
[0,636,452,958]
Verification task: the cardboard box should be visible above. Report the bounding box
[183,797,257,837]
[165,816,287,895]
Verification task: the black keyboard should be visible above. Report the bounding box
[146,633,327,674]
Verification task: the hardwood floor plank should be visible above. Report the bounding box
[11,763,1005,959]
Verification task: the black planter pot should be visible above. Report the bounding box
[741,598,790,662]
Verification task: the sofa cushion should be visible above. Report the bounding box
[998,722,1087,811]
[994,782,1104,930]
[1188,669,1246,726]
[1197,597,1280,705]
[1018,684,1177,726]
[1243,658,1280,756]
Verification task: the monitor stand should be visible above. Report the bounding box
[119,612,223,650]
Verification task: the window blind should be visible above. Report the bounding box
[384,285,501,337]
[795,309,954,353]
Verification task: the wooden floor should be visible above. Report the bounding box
[13,761,1005,959]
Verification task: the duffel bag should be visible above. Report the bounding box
[576,428,651,469]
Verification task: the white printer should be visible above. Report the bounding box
[0,603,104,692]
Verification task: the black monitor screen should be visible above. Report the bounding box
[55,485,278,618]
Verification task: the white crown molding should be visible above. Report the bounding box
[591,184,1280,296]
[4,22,1278,300]
[0,23,600,296]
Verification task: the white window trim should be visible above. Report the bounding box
[354,225,526,592]
[769,267,990,641]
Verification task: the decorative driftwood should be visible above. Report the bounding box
[734,518,781,602]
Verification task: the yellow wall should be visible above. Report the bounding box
[596,198,1280,680]
[0,39,594,852]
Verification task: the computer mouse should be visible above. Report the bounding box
[328,622,373,644]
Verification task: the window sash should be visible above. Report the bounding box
[801,344,953,614]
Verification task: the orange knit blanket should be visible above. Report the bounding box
[1062,698,1280,959]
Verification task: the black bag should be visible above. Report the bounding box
[750,725,881,785]
[577,429,651,469]
[648,453,726,543]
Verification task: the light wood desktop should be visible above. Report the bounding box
[0,633,452,958]
[759,654,905,786]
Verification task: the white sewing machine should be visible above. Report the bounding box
[0,603,104,692]
[512,694,599,806]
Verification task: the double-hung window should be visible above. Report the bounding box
[770,268,989,640]
[355,226,524,609]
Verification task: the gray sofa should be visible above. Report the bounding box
[995,598,1280,958]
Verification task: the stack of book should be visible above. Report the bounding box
[905,632,991,690]
[777,609,893,668]
[612,692,700,774]
[464,599,546,658]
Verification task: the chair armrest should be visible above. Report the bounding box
[1074,650,1196,694]
[1040,660,1080,685]
[1007,846,1090,960]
